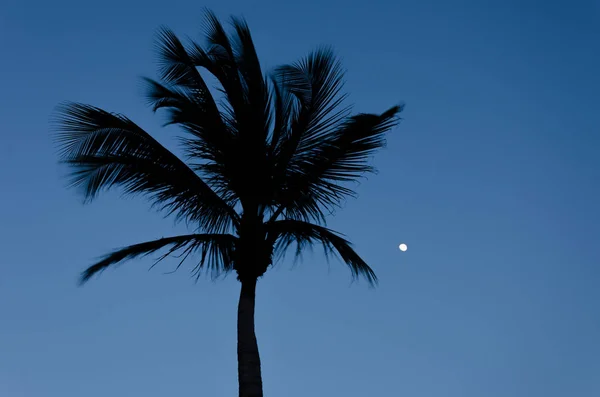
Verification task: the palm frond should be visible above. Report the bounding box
[268,74,294,155]
[313,105,402,179]
[152,27,235,160]
[153,26,213,96]
[53,102,240,232]
[274,104,403,222]
[229,16,271,142]
[143,51,241,204]
[271,47,350,170]
[80,233,237,284]
[174,11,278,211]
[202,9,236,62]
[142,77,233,163]
[199,10,247,122]
[266,220,377,285]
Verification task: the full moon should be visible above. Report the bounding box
[399,243,408,252]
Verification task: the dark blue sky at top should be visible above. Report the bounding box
[1,0,598,396]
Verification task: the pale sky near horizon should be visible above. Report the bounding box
[1,0,599,396]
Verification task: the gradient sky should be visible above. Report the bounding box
[1,0,599,396]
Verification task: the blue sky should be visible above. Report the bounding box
[1,0,599,396]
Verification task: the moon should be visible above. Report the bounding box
[399,243,408,252]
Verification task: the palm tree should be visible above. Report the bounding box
[53,9,402,397]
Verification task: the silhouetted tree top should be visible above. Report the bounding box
[53,9,403,286]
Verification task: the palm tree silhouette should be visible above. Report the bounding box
[53,9,402,397]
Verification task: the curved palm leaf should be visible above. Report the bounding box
[80,233,237,284]
[268,74,294,155]
[153,25,215,101]
[53,102,240,232]
[150,26,236,168]
[149,29,245,203]
[274,105,403,222]
[142,77,233,164]
[271,48,350,169]
[266,220,377,286]
[229,16,271,142]
[199,10,247,125]
[153,15,275,208]
[151,25,229,135]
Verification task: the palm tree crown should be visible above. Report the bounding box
[54,10,402,285]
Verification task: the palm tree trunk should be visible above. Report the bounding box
[237,277,263,397]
